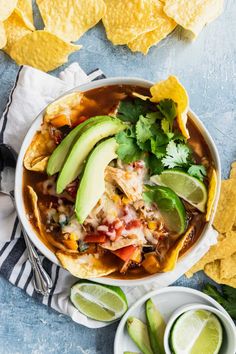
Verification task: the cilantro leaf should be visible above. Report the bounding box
[115,130,142,163]
[117,98,156,123]
[145,154,164,175]
[162,140,192,169]
[136,115,156,143]
[158,99,177,133]
[143,185,175,211]
[150,130,169,158]
[188,164,206,181]
[222,285,236,302]
[203,284,236,320]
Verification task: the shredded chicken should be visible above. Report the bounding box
[105,166,143,202]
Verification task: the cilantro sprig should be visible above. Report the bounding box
[203,284,236,319]
[115,96,206,181]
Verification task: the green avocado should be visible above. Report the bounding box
[75,137,118,224]
[56,118,126,194]
[146,299,165,354]
[47,115,114,176]
[126,317,153,354]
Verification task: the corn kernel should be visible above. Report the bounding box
[112,194,121,204]
[69,232,78,241]
[148,221,157,230]
[122,196,130,205]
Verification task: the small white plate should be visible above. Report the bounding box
[114,286,233,354]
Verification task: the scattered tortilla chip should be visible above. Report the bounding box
[220,253,236,280]
[3,11,32,54]
[185,230,236,277]
[205,260,236,288]
[164,0,224,39]
[206,168,217,222]
[162,226,194,272]
[213,179,236,233]
[15,0,35,31]
[37,0,106,42]
[150,76,189,138]
[128,1,176,54]
[44,92,82,123]
[230,161,236,179]
[0,21,6,48]
[0,0,17,21]
[103,0,169,45]
[9,30,82,72]
[24,129,56,172]
[56,251,118,278]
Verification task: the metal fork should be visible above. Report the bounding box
[0,143,53,296]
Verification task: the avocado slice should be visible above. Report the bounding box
[47,115,113,176]
[146,299,166,354]
[126,317,153,354]
[56,118,126,194]
[75,137,118,223]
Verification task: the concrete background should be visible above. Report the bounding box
[0,1,235,353]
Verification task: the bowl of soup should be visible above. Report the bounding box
[15,76,221,286]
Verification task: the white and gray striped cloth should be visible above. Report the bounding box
[0,63,218,328]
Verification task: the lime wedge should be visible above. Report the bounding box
[151,170,208,212]
[170,310,223,354]
[70,280,128,322]
[144,185,187,235]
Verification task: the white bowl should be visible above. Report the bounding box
[15,77,221,286]
[164,303,236,354]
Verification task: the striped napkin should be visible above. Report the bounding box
[0,63,218,329]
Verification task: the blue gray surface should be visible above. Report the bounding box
[0,1,235,353]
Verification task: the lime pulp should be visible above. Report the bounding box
[70,280,128,322]
[151,170,208,212]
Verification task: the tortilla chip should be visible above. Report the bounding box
[56,251,118,278]
[213,179,236,233]
[230,161,236,179]
[205,260,236,288]
[185,230,236,277]
[164,0,224,39]
[150,76,189,138]
[37,0,106,42]
[0,21,6,48]
[220,253,236,280]
[103,0,170,45]
[24,129,56,172]
[162,226,194,272]
[15,0,35,30]
[3,11,32,54]
[9,30,82,72]
[128,1,176,54]
[0,0,17,21]
[206,168,217,222]
[27,186,43,233]
[44,92,82,123]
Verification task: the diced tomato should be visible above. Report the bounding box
[113,245,137,262]
[84,234,107,243]
[126,219,142,230]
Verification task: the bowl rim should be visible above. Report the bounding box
[15,76,221,286]
[163,303,236,354]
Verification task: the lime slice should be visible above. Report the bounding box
[70,280,128,322]
[144,185,187,235]
[151,170,208,212]
[170,309,223,354]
